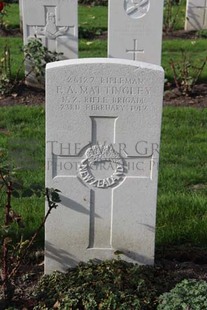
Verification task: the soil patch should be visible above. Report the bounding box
[163,29,202,40]
[0,28,22,37]
[164,83,207,108]
[0,85,45,107]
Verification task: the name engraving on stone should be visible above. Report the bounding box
[56,76,150,112]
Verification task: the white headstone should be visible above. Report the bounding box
[45,58,164,274]
[185,0,207,30]
[22,0,78,88]
[108,0,164,65]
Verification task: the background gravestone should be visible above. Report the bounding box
[45,58,164,274]
[108,0,164,65]
[22,0,78,88]
[185,0,207,30]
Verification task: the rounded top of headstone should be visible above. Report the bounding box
[46,58,163,73]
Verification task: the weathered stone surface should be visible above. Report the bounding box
[108,0,164,65]
[22,0,78,88]
[185,0,207,30]
[45,58,164,274]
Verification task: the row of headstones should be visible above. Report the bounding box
[20,0,207,60]
[20,0,207,88]
[20,0,164,89]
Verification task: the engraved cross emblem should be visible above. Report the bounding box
[52,117,153,250]
[29,6,75,52]
[126,39,144,61]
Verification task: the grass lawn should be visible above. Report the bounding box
[2,3,20,29]
[4,4,108,31]
[0,106,45,244]
[157,107,207,246]
[162,39,207,83]
[0,106,206,249]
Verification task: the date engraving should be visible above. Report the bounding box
[55,74,151,113]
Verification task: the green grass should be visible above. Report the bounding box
[0,106,45,244]
[80,39,107,57]
[0,106,45,184]
[0,36,24,79]
[162,39,207,82]
[79,5,107,38]
[3,4,108,34]
[3,3,20,29]
[157,107,207,246]
[0,106,207,248]
[163,0,186,32]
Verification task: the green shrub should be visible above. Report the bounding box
[158,279,207,310]
[163,0,185,33]
[23,37,63,83]
[170,47,207,95]
[34,260,157,309]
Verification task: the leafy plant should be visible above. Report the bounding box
[34,260,159,309]
[158,279,207,310]
[0,45,22,95]
[0,37,63,95]
[163,0,183,34]
[0,164,61,304]
[23,36,63,83]
[170,47,207,95]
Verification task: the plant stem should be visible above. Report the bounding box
[1,176,13,300]
[8,188,55,280]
